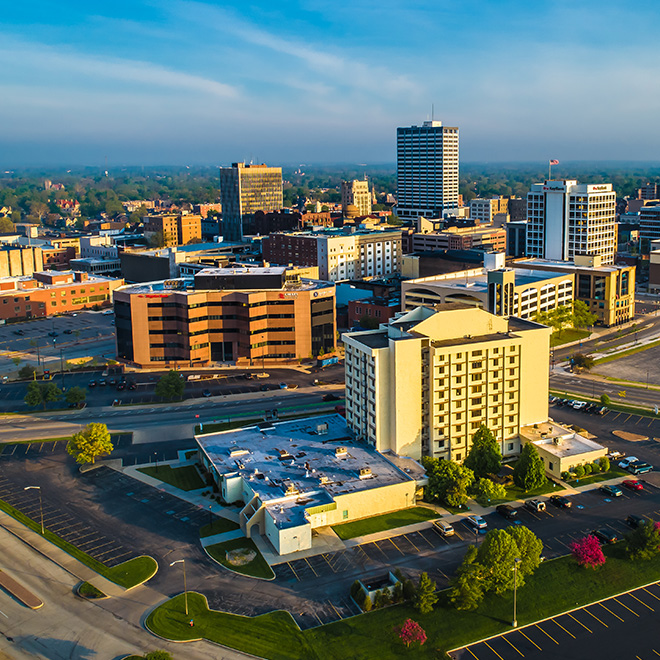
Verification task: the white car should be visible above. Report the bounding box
[466,515,487,530]
[572,401,587,410]
[618,456,639,469]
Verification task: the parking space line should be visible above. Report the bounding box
[312,610,323,626]
[643,587,660,602]
[567,612,591,633]
[612,412,622,421]
[623,414,633,423]
[598,602,624,622]
[327,600,342,620]
[613,596,639,616]
[320,554,337,573]
[388,537,405,555]
[652,650,660,657]
[583,608,607,627]
[635,416,644,425]
[465,646,479,659]
[649,419,655,428]
[417,532,435,548]
[483,642,504,660]
[518,630,541,651]
[629,592,654,611]
[501,636,524,657]
[369,542,389,559]
[403,534,420,552]
[551,619,575,639]
[286,562,300,581]
[303,557,319,578]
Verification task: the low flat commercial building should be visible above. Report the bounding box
[520,421,607,479]
[513,255,635,326]
[0,270,123,321]
[343,304,551,462]
[70,257,122,276]
[195,414,418,555]
[114,266,336,368]
[262,229,402,282]
[412,225,506,253]
[402,263,574,320]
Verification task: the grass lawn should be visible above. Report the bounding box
[0,497,157,588]
[550,328,590,347]
[138,465,205,491]
[77,581,106,599]
[147,544,660,659]
[205,537,274,579]
[594,338,660,365]
[565,466,628,487]
[501,479,560,503]
[199,517,240,538]
[331,507,439,540]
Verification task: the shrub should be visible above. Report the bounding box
[561,471,570,481]
[573,464,585,479]
[402,578,416,601]
[392,581,404,603]
[591,462,601,474]
[571,535,606,569]
[361,593,372,612]
[600,393,611,406]
[395,618,427,648]
[599,456,610,472]
[350,580,363,601]
[583,463,592,476]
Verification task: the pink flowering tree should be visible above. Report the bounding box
[395,618,427,648]
[570,534,606,569]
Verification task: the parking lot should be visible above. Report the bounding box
[451,582,660,660]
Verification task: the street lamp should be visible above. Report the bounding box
[512,557,522,628]
[24,486,44,535]
[154,451,159,470]
[169,559,188,615]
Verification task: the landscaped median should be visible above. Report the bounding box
[137,464,205,491]
[0,498,157,589]
[146,543,660,659]
[331,507,439,541]
[204,537,274,580]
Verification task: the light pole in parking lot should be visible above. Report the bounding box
[512,557,521,628]
[169,559,188,615]
[24,485,44,535]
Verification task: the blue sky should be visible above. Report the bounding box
[1,0,660,166]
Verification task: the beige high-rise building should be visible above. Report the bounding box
[341,180,372,217]
[342,304,551,462]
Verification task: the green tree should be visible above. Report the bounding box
[572,300,597,329]
[504,526,544,577]
[65,386,87,406]
[155,369,184,401]
[571,353,594,371]
[422,457,474,507]
[513,443,546,491]
[358,315,380,330]
[18,365,36,380]
[24,381,62,410]
[464,425,502,478]
[449,546,485,610]
[412,571,438,614]
[0,217,15,233]
[600,393,611,406]
[470,477,507,506]
[66,423,113,465]
[144,652,174,660]
[12,356,22,367]
[626,521,660,561]
[476,528,521,594]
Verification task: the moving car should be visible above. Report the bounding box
[621,480,644,492]
[524,499,546,513]
[591,528,619,544]
[599,484,623,497]
[47,331,58,337]
[549,495,572,509]
[432,520,455,537]
[496,504,518,520]
[63,329,72,335]
[466,515,487,530]
[618,456,640,470]
[323,393,340,402]
[626,514,646,528]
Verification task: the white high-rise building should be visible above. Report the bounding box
[526,180,616,265]
[396,120,459,221]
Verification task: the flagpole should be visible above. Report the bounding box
[548,159,551,181]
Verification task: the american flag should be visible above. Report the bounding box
[549,159,559,165]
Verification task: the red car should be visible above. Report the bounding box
[622,480,644,492]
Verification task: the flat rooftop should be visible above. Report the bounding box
[407,268,566,293]
[521,421,605,458]
[516,258,627,274]
[196,414,414,528]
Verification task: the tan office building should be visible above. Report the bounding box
[412,225,506,252]
[341,180,372,217]
[514,255,635,326]
[342,304,551,463]
[143,213,202,247]
[470,197,509,223]
[114,266,335,367]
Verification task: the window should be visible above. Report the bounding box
[507,442,514,451]
[343,510,349,520]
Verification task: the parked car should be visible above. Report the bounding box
[98,379,106,386]
[432,520,455,537]
[597,406,607,415]
[127,381,137,391]
[107,377,116,386]
[47,331,58,337]
[279,382,288,389]
[116,381,125,391]
[628,461,653,475]
[496,504,518,520]
[608,450,624,459]
[12,329,24,336]
[524,499,546,512]
[549,495,572,509]
[621,480,644,492]
[466,515,487,530]
[202,389,212,397]
[599,484,623,497]
[63,329,72,334]
[572,400,587,410]
[618,456,640,470]
[626,514,646,528]
[591,528,619,544]
[323,393,340,402]
[88,379,96,387]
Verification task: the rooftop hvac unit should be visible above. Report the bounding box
[317,422,329,435]
[335,446,348,457]
[358,467,373,479]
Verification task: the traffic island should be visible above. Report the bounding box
[76,581,107,600]
[0,569,43,609]
[204,537,275,580]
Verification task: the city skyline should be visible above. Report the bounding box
[2,1,660,165]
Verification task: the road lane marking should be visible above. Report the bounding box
[518,630,541,650]
[598,602,624,622]
[535,625,559,644]
[629,592,654,611]
[584,608,608,627]
[613,597,638,617]
[502,636,524,657]
[551,619,575,639]
[568,612,592,633]
[484,642,504,660]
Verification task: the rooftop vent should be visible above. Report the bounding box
[229,447,249,458]
[358,467,373,479]
[319,475,331,485]
[317,422,329,435]
[284,481,300,496]
[335,446,348,458]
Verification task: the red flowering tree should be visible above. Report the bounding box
[395,618,427,648]
[570,534,606,569]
